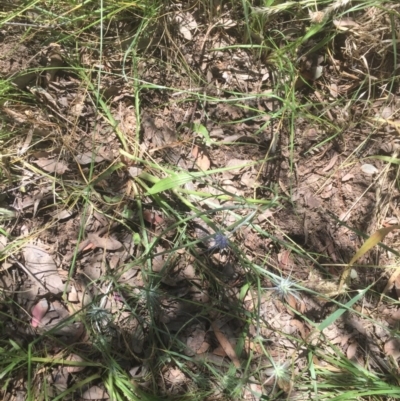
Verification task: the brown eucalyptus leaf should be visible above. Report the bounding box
[211,321,240,368]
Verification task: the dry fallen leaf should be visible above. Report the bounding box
[33,158,69,175]
[187,327,207,355]
[76,151,104,165]
[31,298,49,327]
[211,321,241,368]
[290,319,307,339]
[128,166,143,177]
[384,338,400,359]
[87,233,123,251]
[361,163,378,175]
[52,208,73,221]
[346,342,358,360]
[81,385,109,400]
[225,158,251,175]
[333,18,360,29]
[192,145,210,171]
[51,367,69,393]
[0,234,8,252]
[341,173,354,182]
[175,12,197,41]
[66,354,86,373]
[219,18,237,29]
[329,83,339,98]
[23,243,66,294]
[143,210,164,226]
[322,153,338,172]
[240,170,256,187]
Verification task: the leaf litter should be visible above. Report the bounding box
[1,1,400,400]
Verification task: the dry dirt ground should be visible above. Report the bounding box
[1,2,400,400]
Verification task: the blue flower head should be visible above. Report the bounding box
[213,232,230,250]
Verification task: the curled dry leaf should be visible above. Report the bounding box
[33,158,69,175]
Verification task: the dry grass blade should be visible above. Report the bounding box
[339,225,400,291]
